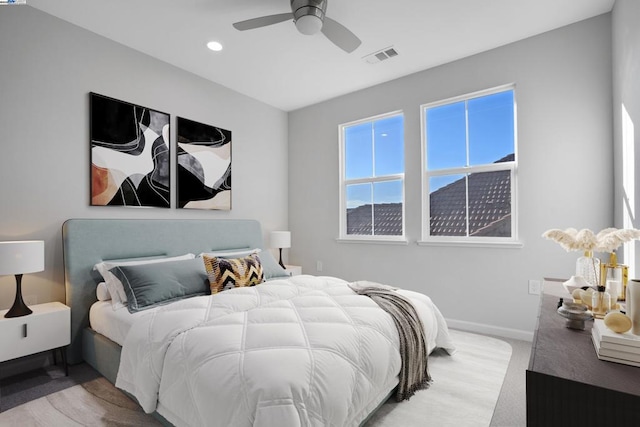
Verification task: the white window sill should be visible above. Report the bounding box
[417,240,524,249]
[336,238,409,245]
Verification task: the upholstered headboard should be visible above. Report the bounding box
[62,218,269,364]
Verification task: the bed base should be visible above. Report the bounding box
[83,327,173,426]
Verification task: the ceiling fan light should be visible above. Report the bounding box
[295,14,322,35]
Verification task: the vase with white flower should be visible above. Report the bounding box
[542,227,640,302]
[542,228,601,288]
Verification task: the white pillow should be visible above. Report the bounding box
[96,282,111,301]
[198,248,261,258]
[94,253,195,310]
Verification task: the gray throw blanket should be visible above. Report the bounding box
[348,281,431,401]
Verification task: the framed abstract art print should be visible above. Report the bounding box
[176,117,231,210]
[90,93,170,208]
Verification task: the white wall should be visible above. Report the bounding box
[288,15,613,338]
[0,6,288,309]
[612,0,640,276]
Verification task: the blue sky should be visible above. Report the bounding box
[344,89,515,208]
[345,114,404,208]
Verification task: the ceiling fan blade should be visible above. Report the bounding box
[321,17,361,53]
[233,13,293,31]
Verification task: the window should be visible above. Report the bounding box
[421,85,517,244]
[339,111,405,241]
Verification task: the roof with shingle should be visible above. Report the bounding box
[346,154,513,237]
[347,203,403,236]
[430,158,512,236]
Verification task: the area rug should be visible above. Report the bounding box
[365,329,512,427]
[0,376,161,426]
[0,329,511,426]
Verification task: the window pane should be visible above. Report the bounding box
[374,115,404,176]
[346,183,372,235]
[345,122,373,180]
[468,90,515,166]
[429,174,467,236]
[468,170,511,237]
[373,180,403,236]
[426,101,466,170]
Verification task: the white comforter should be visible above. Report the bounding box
[116,275,455,427]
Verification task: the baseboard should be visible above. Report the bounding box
[446,318,534,342]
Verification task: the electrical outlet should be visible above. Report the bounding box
[528,280,541,295]
[316,261,323,272]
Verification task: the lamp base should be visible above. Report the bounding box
[278,248,286,269]
[4,274,33,318]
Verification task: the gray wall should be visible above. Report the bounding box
[288,15,613,338]
[0,6,288,309]
[613,0,640,276]
[0,6,618,339]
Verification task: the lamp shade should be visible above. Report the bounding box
[270,231,291,249]
[0,240,45,276]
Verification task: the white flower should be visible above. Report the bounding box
[542,227,640,253]
[542,228,596,252]
[595,228,640,252]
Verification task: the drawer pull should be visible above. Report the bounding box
[23,324,27,338]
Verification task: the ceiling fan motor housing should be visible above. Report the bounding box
[291,0,327,35]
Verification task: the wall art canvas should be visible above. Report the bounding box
[177,117,231,210]
[90,93,170,208]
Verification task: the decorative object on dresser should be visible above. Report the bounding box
[592,318,640,366]
[628,279,640,335]
[603,311,632,333]
[176,117,231,210]
[591,285,612,319]
[90,93,170,208]
[270,230,291,269]
[542,228,601,286]
[542,227,640,289]
[561,274,590,296]
[575,250,601,287]
[556,300,592,330]
[601,251,628,302]
[0,240,44,318]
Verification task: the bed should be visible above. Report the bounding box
[62,218,455,426]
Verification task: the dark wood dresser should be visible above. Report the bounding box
[526,279,640,426]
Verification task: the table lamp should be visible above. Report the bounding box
[0,240,44,318]
[270,231,291,269]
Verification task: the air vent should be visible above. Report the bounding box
[363,46,399,64]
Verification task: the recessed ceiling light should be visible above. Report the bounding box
[207,41,223,52]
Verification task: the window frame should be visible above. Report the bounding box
[420,84,520,247]
[338,110,406,243]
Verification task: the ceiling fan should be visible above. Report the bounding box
[232,0,361,53]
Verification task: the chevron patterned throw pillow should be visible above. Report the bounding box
[202,253,264,294]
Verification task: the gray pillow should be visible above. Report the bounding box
[258,250,290,280]
[110,257,209,313]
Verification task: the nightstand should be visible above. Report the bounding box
[0,302,70,375]
[284,265,302,276]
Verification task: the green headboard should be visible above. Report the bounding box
[62,218,270,364]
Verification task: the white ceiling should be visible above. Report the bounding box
[28,0,615,112]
